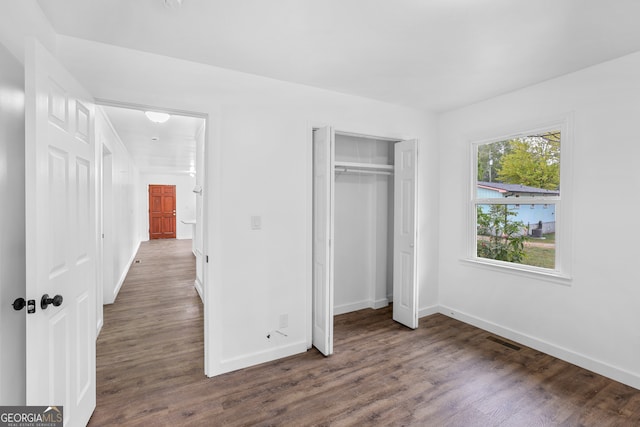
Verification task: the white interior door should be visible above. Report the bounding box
[393,139,418,329]
[312,127,334,356]
[25,39,96,426]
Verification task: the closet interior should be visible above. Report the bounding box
[333,133,397,315]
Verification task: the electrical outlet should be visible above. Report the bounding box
[279,314,288,329]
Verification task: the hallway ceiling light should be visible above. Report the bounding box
[145,111,171,123]
[164,0,183,8]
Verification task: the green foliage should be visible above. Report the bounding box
[477,140,511,182]
[496,135,560,190]
[477,205,526,263]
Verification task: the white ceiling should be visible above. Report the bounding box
[40,1,640,174]
[100,105,203,174]
[36,0,640,112]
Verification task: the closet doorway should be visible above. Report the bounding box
[312,127,418,356]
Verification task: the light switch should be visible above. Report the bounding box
[251,215,261,230]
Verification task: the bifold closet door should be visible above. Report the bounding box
[393,139,419,329]
[312,127,334,356]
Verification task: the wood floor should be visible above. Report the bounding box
[89,239,640,426]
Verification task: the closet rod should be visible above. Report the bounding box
[335,167,393,176]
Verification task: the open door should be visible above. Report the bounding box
[312,127,334,356]
[393,139,419,329]
[25,39,96,426]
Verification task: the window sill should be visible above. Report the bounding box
[460,257,572,286]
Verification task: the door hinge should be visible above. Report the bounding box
[206,255,209,263]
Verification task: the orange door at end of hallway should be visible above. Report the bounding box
[149,184,177,239]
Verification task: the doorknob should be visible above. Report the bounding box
[12,298,26,311]
[41,294,63,309]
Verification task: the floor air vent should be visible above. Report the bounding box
[486,336,521,351]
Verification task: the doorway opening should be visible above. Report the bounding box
[311,127,418,356]
[95,100,208,366]
[97,101,207,301]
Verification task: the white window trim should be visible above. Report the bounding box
[465,116,574,283]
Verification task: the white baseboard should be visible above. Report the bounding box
[418,305,439,318]
[438,304,640,391]
[335,299,390,315]
[334,300,371,315]
[372,298,389,309]
[194,278,203,303]
[111,241,141,303]
[216,341,307,376]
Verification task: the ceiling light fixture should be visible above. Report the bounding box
[164,0,183,8]
[144,111,171,123]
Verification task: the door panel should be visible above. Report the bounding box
[148,184,176,239]
[393,140,418,329]
[312,127,334,356]
[25,38,96,426]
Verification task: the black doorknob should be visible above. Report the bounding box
[41,294,63,309]
[12,298,26,311]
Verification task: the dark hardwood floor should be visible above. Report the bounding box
[89,239,640,426]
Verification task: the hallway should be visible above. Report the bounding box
[89,239,203,425]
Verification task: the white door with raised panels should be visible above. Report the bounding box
[312,127,334,356]
[392,139,418,329]
[25,39,97,426]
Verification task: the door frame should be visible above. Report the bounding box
[98,142,113,330]
[307,125,419,350]
[94,98,211,373]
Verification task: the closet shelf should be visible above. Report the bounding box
[334,161,394,172]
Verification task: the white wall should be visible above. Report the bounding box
[438,51,640,389]
[53,35,439,376]
[139,173,197,241]
[334,135,394,314]
[334,174,376,313]
[0,40,26,405]
[97,109,141,304]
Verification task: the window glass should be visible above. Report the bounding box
[476,204,556,269]
[474,130,560,271]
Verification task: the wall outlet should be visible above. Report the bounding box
[279,314,288,329]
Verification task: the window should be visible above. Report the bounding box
[470,122,570,277]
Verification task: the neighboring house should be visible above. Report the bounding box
[477,181,558,234]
